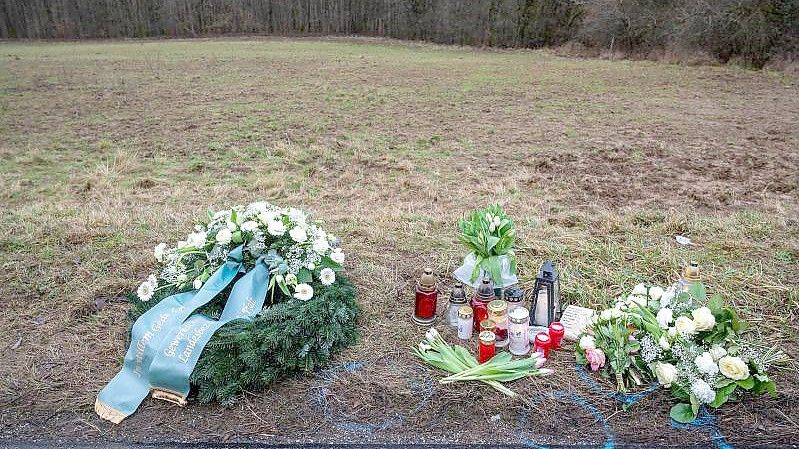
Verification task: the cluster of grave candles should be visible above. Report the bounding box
[413,268,564,362]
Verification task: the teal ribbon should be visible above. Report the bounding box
[95,246,249,423]
[147,255,271,404]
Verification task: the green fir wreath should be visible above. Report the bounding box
[126,201,360,406]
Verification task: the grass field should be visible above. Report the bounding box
[1,37,798,447]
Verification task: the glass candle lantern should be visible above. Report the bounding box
[457,306,474,340]
[480,319,496,334]
[478,331,496,364]
[508,307,530,356]
[488,300,509,348]
[530,260,561,327]
[548,321,565,349]
[413,268,438,325]
[503,286,525,313]
[447,282,467,327]
[534,332,552,358]
[678,261,701,294]
[471,278,496,332]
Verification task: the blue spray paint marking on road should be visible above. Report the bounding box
[671,406,734,449]
[308,360,435,434]
[574,363,659,406]
[516,390,615,449]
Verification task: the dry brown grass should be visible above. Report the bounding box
[0,37,797,446]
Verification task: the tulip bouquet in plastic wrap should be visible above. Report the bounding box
[413,329,552,398]
[576,282,787,423]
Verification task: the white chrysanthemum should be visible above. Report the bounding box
[186,231,207,248]
[709,345,727,361]
[319,267,336,286]
[579,335,596,350]
[695,352,719,376]
[241,220,259,232]
[656,308,674,329]
[691,379,717,404]
[137,279,155,302]
[293,283,314,301]
[154,243,167,262]
[330,248,345,264]
[631,283,648,296]
[649,286,665,301]
[193,278,203,290]
[313,238,330,254]
[216,228,233,245]
[289,226,308,243]
[267,219,286,236]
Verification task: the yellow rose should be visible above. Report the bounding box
[691,306,716,332]
[718,356,750,381]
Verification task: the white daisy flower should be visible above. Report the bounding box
[293,283,314,301]
[137,279,155,302]
[319,268,336,286]
[330,248,345,264]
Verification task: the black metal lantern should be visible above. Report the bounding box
[529,260,561,326]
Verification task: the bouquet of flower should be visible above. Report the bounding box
[136,201,346,305]
[577,282,786,423]
[456,204,517,286]
[414,329,551,397]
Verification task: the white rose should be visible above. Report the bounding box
[154,243,167,262]
[655,362,677,387]
[691,306,716,332]
[579,335,596,351]
[216,228,232,245]
[289,226,308,243]
[313,238,330,254]
[293,283,314,301]
[186,231,207,248]
[656,308,674,329]
[649,286,665,301]
[719,356,750,381]
[631,283,648,296]
[695,352,719,376]
[600,309,613,321]
[330,248,345,264]
[193,278,203,290]
[267,219,286,236]
[241,220,259,232]
[709,345,727,361]
[658,335,671,350]
[319,268,336,286]
[674,316,696,336]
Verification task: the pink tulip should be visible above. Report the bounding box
[586,348,606,371]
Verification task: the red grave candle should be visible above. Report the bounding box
[413,268,438,325]
[478,331,496,364]
[534,332,552,358]
[549,321,565,349]
[471,278,496,332]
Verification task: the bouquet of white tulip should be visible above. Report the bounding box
[413,328,552,398]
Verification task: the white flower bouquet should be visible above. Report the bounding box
[136,201,346,304]
[577,281,786,423]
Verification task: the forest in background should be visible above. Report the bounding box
[1,0,798,68]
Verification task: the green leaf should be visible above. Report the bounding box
[689,282,706,301]
[736,376,755,390]
[671,384,690,401]
[670,403,697,424]
[708,294,724,315]
[297,268,312,284]
[709,383,736,408]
